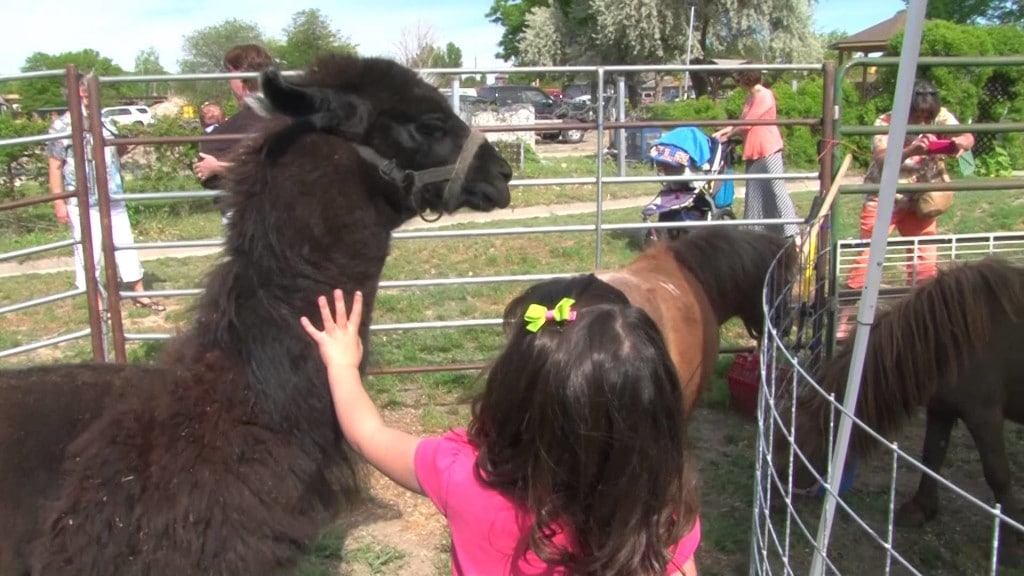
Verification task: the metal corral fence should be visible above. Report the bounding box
[0,61,829,365]
[751,53,1024,575]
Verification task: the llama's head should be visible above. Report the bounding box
[257,54,512,218]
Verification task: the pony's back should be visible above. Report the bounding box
[816,257,1024,456]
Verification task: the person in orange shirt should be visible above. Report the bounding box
[836,79,974,339]
[713,67,799,238]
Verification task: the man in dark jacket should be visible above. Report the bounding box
[193,44,277,223]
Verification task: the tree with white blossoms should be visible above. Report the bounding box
[512,0,821,67]
[518,0,693,103]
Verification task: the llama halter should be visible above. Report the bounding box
[523,297,578,333]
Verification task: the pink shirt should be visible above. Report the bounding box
[415,429,701,576]
[739,86,784,161]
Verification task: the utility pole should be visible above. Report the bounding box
[682,0,697,100]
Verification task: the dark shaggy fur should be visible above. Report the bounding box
[779,257,1024,564]
[0,53,510,576]
[665,227,796,339]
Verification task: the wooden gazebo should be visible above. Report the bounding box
[829,10,909,90]
[829,10,908,63]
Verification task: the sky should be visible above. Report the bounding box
[0,0,907,77]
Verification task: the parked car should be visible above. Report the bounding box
[475,84,594,144]
[101,105,154,127]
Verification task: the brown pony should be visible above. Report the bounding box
[0,54,511,576]
[597,227,797,416]
[777,257,1024,566]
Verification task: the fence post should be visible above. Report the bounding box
[813,61,836,364]
[63,65,107,361]
[616,75,627,177]
[84,73,128,363]
[595,67,606,269]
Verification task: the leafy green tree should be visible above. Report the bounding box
[178,19,270,105]
[428,43,464,87]
[904,0,1023,24]
[0,116,50,232]
[430,42,463,69]
[133,47,170,98]
[178,19,269,73]
[485,0,551,61]
[276,9,358,70]
[819,29,848,62]
[10,49,130,112]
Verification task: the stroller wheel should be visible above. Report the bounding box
[642,228,660,246]
[714,208,736,221]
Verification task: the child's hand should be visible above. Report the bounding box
[300,289,364,371]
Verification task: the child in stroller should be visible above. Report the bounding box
[641,126,737,243]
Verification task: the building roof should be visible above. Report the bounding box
[830,10,907,52]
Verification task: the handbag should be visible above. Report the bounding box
[912,173,954,218]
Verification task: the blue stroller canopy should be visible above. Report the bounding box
[648,126,712,167]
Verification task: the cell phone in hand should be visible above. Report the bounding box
[926,139,958,155]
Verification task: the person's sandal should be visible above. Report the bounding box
[133,298,166,312]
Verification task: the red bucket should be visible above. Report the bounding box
[727,352,761,419]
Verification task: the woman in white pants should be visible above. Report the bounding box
[48,73,164,312]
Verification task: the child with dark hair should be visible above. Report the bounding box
[837,78,975,338]
[300,274,701,576]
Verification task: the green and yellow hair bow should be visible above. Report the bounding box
[523,297,578,333]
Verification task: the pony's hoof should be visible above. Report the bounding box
[894,500,936,528]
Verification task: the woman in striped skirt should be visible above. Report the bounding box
[713,67,800,238]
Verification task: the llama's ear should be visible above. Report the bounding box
[260,68,371,137]
[260,68,319,117]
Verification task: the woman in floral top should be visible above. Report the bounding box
[838,79,974,339]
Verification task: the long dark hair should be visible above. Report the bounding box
[468,274,700,575]
[910,78,941,123]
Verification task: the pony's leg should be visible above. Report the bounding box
[895,407,957,527]
[960,411,1024,566]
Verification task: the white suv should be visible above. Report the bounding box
[101,105,154,126]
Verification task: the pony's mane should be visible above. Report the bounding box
[662,228,796,337]
[807,257,1024,458]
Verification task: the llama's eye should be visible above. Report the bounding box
[416,118,447,138]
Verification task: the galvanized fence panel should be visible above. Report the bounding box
[755,50,1024,576]
[1,61,836,367]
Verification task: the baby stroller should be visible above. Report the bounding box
[641,126,737,244]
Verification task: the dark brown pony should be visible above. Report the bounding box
[597,227,797,417]
[0,54,511,576]
[778,257,1024,565]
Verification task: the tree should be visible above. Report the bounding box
[178,19,270,108]
[427,43,464,87]
[503,0,820,66]
[485,0,551,61]
[516,0,698,104]
[276,9,357,70]
[0,117,50,232]
[12,49,130,112]
[394,22,464,85]
[904,0,1023,25]
[178,19,269,73]
[133,47,170,98]
[818,29,848,62]
[394,21,441,70]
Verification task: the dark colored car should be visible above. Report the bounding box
[475,84,594,143]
